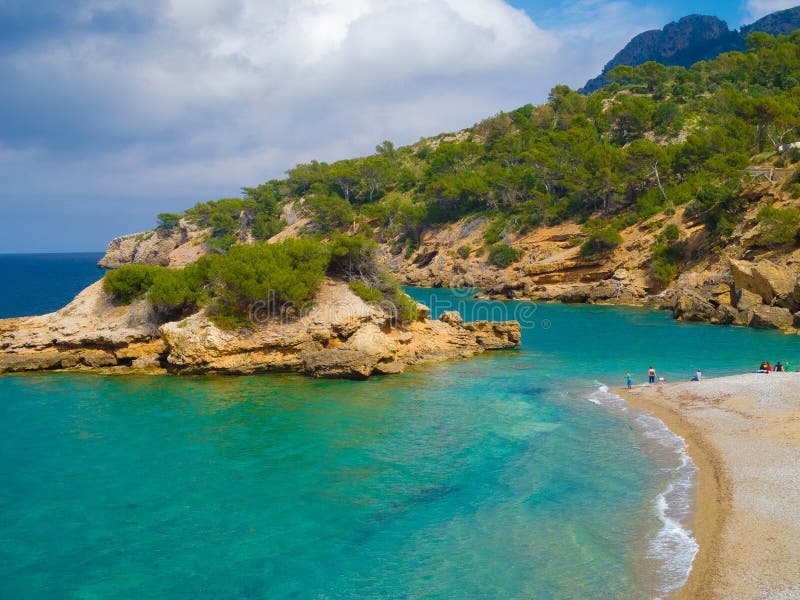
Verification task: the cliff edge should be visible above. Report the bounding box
[0,279,520,378]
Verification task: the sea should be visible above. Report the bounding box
[1,253,798,599]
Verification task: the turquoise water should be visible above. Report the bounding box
[2,257,799,599]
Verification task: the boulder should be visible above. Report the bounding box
[463,320,522,349]
[673,290,717,322]
[712,303,741,325]
[749,305,795,329]
[735,288,763,312]
[440,311,464,326]
[730,259,798,308]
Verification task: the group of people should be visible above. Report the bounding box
[625,366,670,389]
[624,360,795,388]
[758,360,793,373]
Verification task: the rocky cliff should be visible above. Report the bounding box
[98,219,209,268]
[582,7,800,93]
[0,279,520,378]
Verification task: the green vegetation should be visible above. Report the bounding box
[488,244,522,268]
[649,223,687,283]
[104,236,418,328]
[756,205,800,246]
[579,219,623,256]
[139,31,800,291]
[457,245,472,259]
[103,264,161,305]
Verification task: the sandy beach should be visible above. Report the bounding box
[620,372,800,599]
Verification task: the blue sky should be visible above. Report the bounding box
[0,0,797,252]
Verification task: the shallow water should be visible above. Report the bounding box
[2,256,799,598]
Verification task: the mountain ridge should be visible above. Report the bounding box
[582,6,800,92]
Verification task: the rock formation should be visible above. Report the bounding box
[0,279,520,378]
[98,219,209,268]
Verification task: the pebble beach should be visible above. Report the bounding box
[622,372,800,599]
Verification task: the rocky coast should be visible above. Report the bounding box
[0,277,520,378]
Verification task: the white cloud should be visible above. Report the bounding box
[746,0,799,19]
[0,0,661,250]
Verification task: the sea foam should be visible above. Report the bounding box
[588,384,698,597]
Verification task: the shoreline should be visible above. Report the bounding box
[619,373,800,599]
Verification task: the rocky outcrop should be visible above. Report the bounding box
[730,259,798,309]
[0,279,520,378]
[673,289,718,322]
[158,280,520,378]
[749,305,795,329]
[0,280,166,373]
[98,219,209,268]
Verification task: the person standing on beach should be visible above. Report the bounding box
[626,371,632,389]
[648,366,656,384]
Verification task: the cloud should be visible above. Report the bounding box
[746,0,800,19]
[0,0,661,251]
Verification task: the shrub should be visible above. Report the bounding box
[651,240,685,283]
[457,245,471,259]
[488,243,521,268]
[483,219,505,244]
[579,219,622,256]
[208,239,331,328]
[663,223,680,242]
[103,265,162,304]
[349,280,383,303]
[756,205,800,247]
[148,261,211,321]
[327,234,380,280]
[306,191,354,232]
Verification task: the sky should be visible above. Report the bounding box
[0,0,797,252]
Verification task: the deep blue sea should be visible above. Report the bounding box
[1,254,798,599]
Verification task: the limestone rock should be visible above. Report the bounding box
[673,290,717,322]
[749,305,795,329]
[731,259,798,308]
[736,288,763,312]
[0,280,161,373]
[712,303,741,325]
[98,219,208,268]
[439,311,464,326]
[157,280,520,378]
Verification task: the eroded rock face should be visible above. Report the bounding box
[0,280,165,373]
[98,220,208,268]
[673,289,717,322]
[749,305,795,329]
[731,259,798,309]
[158,281,521,378]
[0,278,521,378]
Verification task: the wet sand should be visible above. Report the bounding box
[620,372,800,599]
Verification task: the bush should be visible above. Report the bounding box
[349,280,383,303]
[208,238,331,328]
[306,191,354,232]
[756,205,800,247]
[103,265,162,304]
[579,219,622,256]
[488,243,521,268]
[457,245,471,259]
[651,242,684,283]
[148,260,211,321]
[663,223,680,242]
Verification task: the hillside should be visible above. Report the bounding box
[582,6,800,93]
[100,31,800,335]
